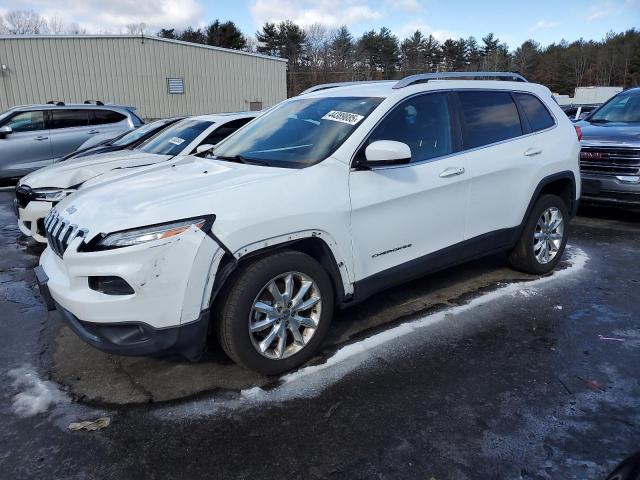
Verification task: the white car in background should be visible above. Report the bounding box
[36,73,581,375]
[15,112,258,242]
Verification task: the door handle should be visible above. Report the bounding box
[439,166,465,178]
[88,129,100,135]
[524,148,543,157]
[35,135,48,141]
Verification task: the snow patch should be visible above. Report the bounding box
[8,366,69,417]
[155,247,589,419]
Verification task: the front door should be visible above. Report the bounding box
[0,110,52,178]
[349,92,470,281]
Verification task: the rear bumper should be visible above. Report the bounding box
[35,265,209,360]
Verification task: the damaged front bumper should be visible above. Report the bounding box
[37,227,224,360]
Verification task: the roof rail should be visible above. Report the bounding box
[299,80,394,95]
[393,71,528,89]
[46,101,65,106]
[83,100,105,105]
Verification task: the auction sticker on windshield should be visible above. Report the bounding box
[321,111,365,125]
[168,137,186,146]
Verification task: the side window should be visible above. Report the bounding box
[458,91,522,149]
[366,92,453,163]
[92,109,127,125]
[49,109,90,129]
[3,111,45,132]
[199,118,254,147]
[514,93,555,132]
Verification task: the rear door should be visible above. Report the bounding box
[48,109,94,159]
[456,90,554,239]
[0,110,52,177]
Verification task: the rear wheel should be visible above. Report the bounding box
[508,194,569,274]
[216,250,334,375]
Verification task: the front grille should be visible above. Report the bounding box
[44,210,87,258]
[15,185,34,209]
[580,146,640,176]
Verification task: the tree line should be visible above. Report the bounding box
[159,21,640,97]
[3,9,639,97]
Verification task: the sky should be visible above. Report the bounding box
[1,0,639,49]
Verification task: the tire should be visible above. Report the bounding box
[508,194,569,275]
[215,249,334,375]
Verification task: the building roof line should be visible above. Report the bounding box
[0,34,288,63]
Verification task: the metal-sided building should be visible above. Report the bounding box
[0,35,288,119]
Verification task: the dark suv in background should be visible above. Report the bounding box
[0,102,142,180]
[577,87,640,207]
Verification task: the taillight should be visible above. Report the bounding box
[574,125,582,141]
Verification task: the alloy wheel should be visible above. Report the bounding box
[533,206,564,264]
[248,271,322,360]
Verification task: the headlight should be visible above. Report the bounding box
[32,189,74,202]
[91,216,214,250]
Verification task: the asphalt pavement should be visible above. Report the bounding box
[1,187,639,480]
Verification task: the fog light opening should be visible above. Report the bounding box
[88,276,135,296]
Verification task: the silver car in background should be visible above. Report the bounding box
[0,102,143,179]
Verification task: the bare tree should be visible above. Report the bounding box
[66,23,88,35]
[4,9,48,34]
[47,16,66,34]
[244,35,259,52]
[125,22,147,35]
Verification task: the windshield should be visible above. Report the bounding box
[213,96,383,167]
[110,119,172,147]
[137,119,213,155]
[589,92,640,123]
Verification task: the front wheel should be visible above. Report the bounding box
[216,250,334,375]
[508,194,569,275]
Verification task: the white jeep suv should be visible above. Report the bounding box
[36,72,581,374]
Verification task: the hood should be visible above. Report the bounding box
[577,120,640,148]
[19,151,170,189]
[53,155,295,240]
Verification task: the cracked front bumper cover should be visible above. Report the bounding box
[54,300,210,361]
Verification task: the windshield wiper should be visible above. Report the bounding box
[214,154,269,166]
[589,118,610,123]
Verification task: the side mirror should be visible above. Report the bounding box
[196,144,215,155]
[363,140,411,168]
[0,126,12,138]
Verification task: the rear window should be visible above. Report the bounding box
[49,109,90,129]
[458,91,523,149]
[110,119,172,147]
[138,119,213,155]
[92,109,127,125]
[515,93,555,132]
[199,118,254,148]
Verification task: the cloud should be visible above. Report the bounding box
[385,0,424,13]
[250,0,383,29]
[585,0,634,21]
[4,0,204,33]
[529,19,560,32]
[587,6,613,20]
[396,22,456,41]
